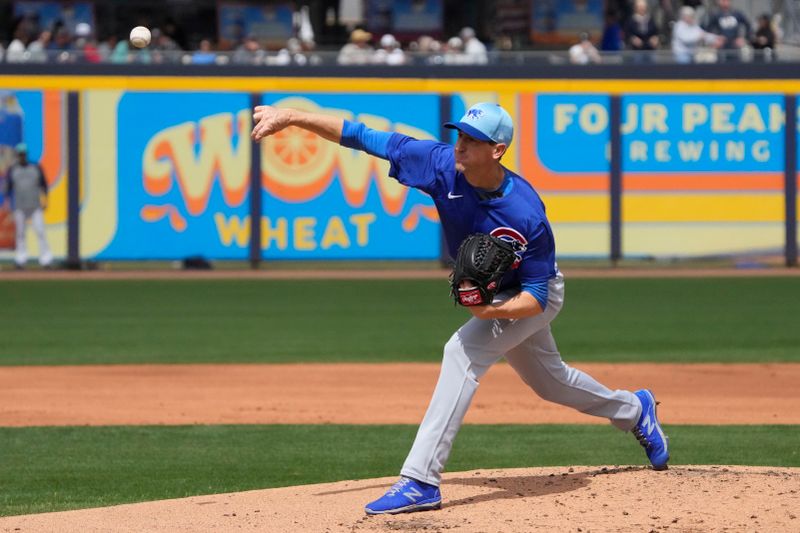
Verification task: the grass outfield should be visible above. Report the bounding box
[1,424,798,516]
[0,277,798,364]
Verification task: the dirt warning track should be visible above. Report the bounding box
[1,362,798,426]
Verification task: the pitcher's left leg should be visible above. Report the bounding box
[505,327,669,468]
[505,326,640,430]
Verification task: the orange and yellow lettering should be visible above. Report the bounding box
[143,110,251,215]
[214,213,250,247]
[294,217,317,250]
[262,217,289,250]
[321,216,350,249]
[349,213,376,246]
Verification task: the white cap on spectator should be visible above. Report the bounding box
[447,36,463,50]
[380,34,398,48]
[75,22,91,37]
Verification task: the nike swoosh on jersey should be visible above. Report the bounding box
[447,192,464,199]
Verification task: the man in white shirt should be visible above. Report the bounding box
[459,27,488,64]
[672,6,720,63]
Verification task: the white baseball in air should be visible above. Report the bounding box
[129,26,151,48]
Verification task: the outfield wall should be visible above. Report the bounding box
[0,68,798,263]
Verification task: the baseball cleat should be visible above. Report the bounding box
[632,389,670,470]
[365,476,442,515]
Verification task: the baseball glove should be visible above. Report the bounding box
[450,233,517,306]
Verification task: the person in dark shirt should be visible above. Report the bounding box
[751,13,776,61]
[624,0,660,62]
[601,9,624,51]
[704,0,751,61]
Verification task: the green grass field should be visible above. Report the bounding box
[0,277,798,517]
[2,424,798,516]
[0,277,798,364]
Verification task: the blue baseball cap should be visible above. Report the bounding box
[444,102,514,145]
[15,142,27,153]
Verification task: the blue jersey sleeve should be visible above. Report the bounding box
[521,280,549,310]
[516,222,557,309]
[340,120,392,159]
[385,133,452,196]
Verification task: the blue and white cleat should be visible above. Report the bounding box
[632,389,670,470]
[365,477,442,515]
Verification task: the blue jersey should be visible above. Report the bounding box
[385,134,557,303]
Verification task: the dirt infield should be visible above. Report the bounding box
[2,465,798,532]
[2,362,799,426]
[2,362,799,530]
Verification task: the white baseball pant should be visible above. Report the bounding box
[400,271,642,486]
[14,208,52,267]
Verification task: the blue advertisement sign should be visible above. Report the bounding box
[95,91,440,260]
[100,92,252,260]
[537,94,787,173]
[258,93,441,259]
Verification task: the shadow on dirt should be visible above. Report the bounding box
[443,466,646,509]
[313,465,647,509]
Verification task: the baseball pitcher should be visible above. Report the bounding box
[251,101,669,515]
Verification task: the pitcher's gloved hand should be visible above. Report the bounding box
[450,233,517,306]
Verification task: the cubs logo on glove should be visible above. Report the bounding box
[450,233,517,306]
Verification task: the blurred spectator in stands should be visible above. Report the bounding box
[704,0,751,62]
[373,34,406,65]
[96,35,117,63]
[300,39,322,66]
[443,36,469,64]
[657,0,676,33]
[771,13,784,43]
[459,27,488,64]
[50,26,73,52]
[601,9,623,51]
[151,28,181,64]
[751,13,776,61]
[411,35,444,65]
[276,38,322,66]
[683,0,707,26]
[163,17,188,50]
[672,6,719,63]
[624,0,660,62]
[271,47,292,66]
[233,35,265,65]
[192,39,217,65]
[569,32,602,64]
[6,26,29,63]
[74,23,101,63]
[110,38,130,64]
[27,30,51,63]
[338,28,374,65]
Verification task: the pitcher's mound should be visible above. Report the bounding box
[2,465,798,532]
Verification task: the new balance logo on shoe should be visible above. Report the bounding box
[641,414,656,436]
[365,477,442,515]
[402,486,422,502]
[633,389,670,471]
